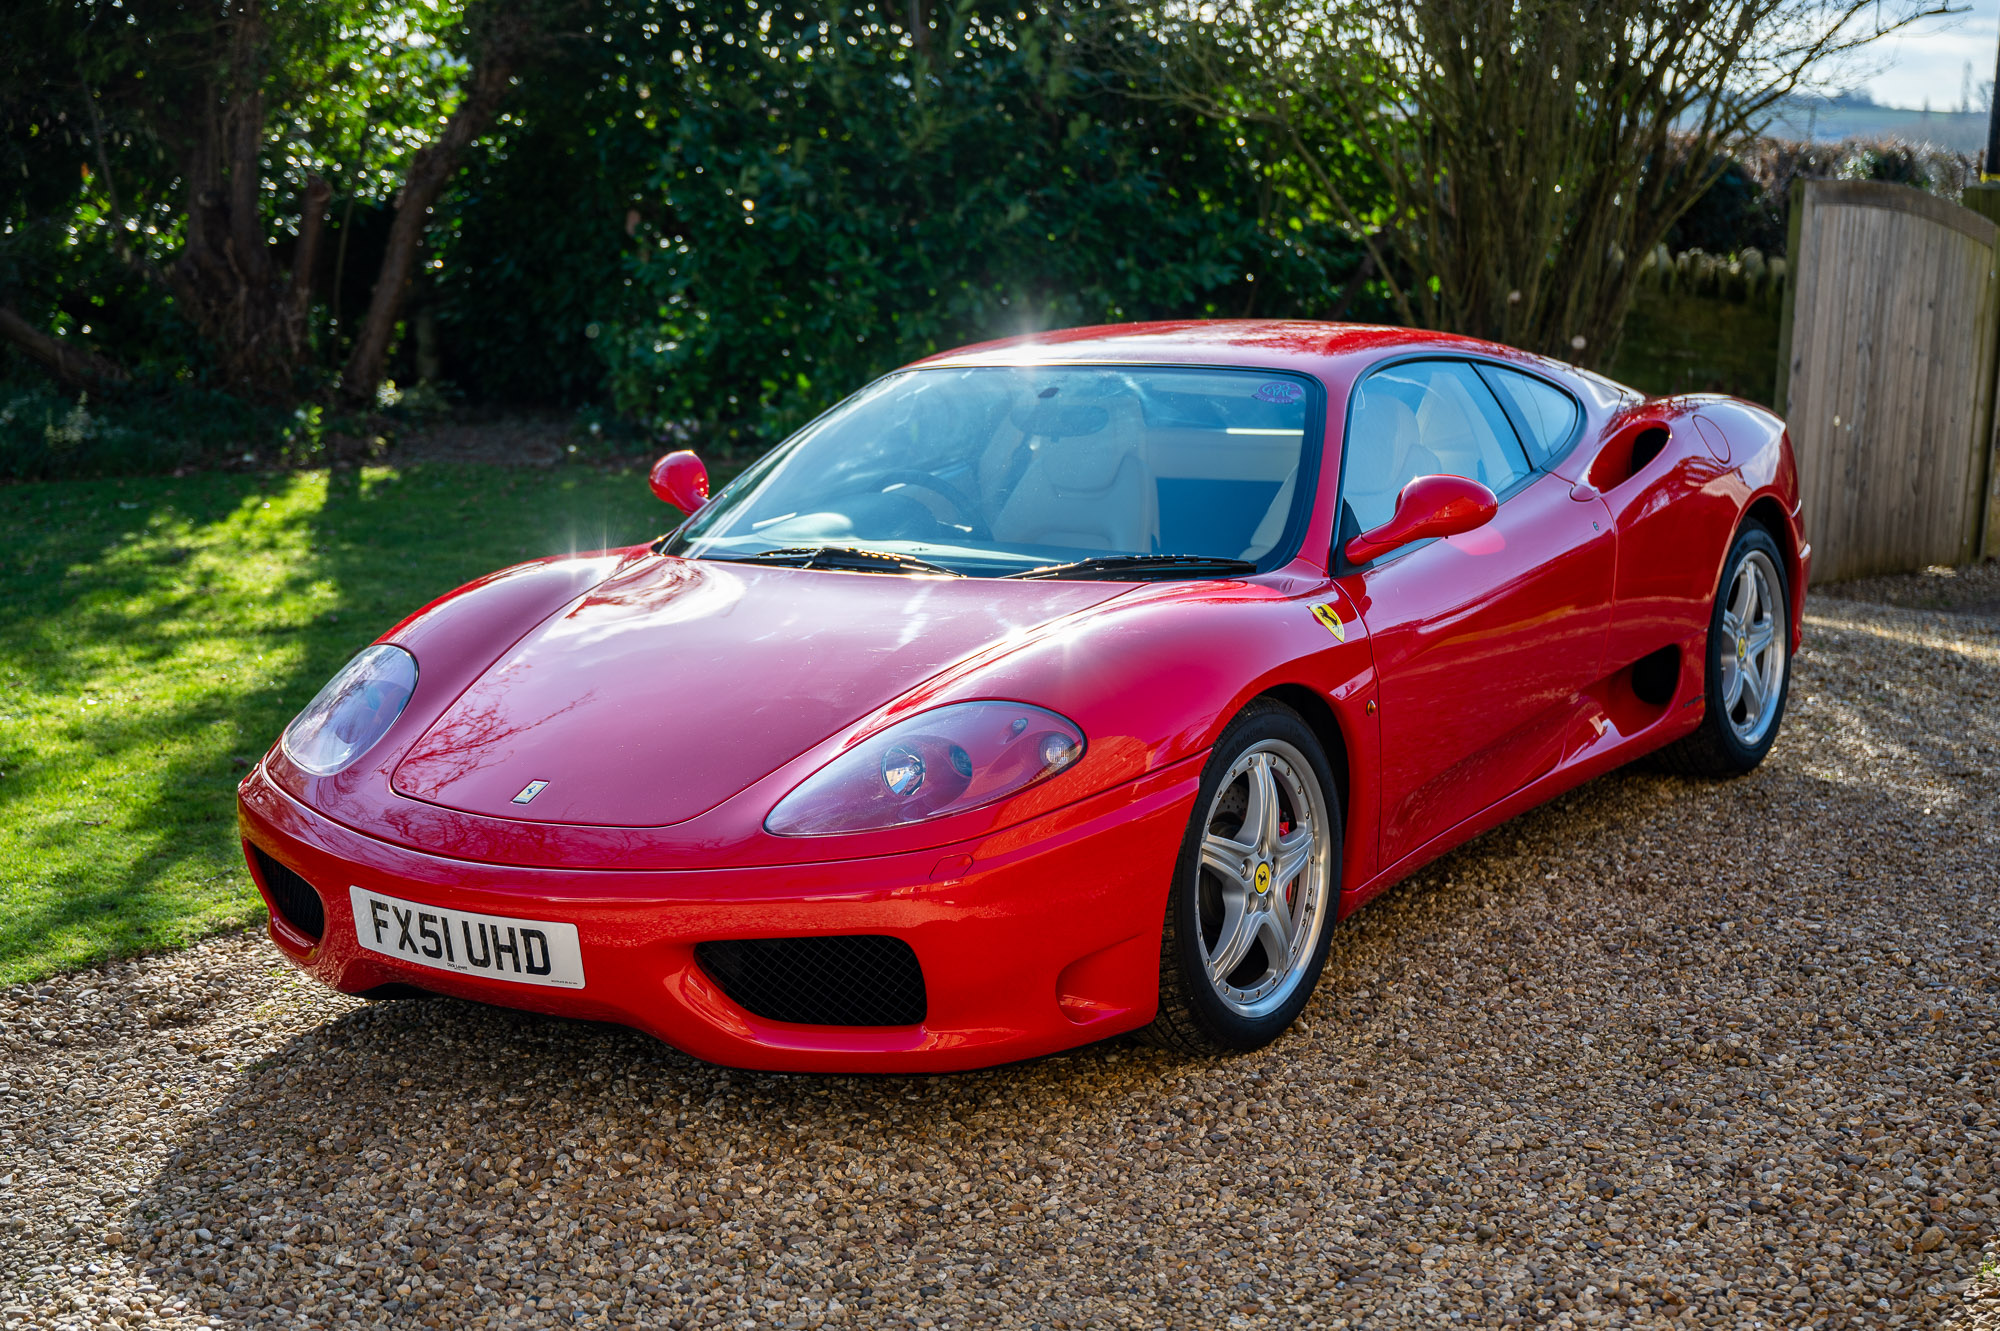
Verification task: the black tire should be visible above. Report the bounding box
[1140,699,1342,1054]
[1657,521,1792,778]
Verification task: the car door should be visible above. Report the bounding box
[1334,359,1615,868]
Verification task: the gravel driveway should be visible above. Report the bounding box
[3,591,1998,1330]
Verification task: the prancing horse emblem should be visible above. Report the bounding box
[1311,603,1346,642]
[512,779,550,805]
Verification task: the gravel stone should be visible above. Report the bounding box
[1816,559,2000,620]
[2,587,1998,1329]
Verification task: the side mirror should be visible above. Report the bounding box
[649,450,709,514]
[1343,473,1498,565]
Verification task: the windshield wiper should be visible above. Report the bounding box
[710,546,965,577]
[1005,554,1260,581]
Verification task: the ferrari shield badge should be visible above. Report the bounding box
[512,779,550,805]
[1311,603,1346,642]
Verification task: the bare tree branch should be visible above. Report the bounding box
[0,304,131,393]
[338,46,521,405]
[224,1,272,292]
[1132,0,1958,365]
[292,175,330,324]
[78,82,172,290]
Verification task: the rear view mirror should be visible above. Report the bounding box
[1344,473,1498,565]
[649,450,710,514]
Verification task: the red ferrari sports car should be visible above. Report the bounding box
[238,321,1806,1071]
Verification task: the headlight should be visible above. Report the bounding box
[765,701,1086,836]
[281,644,419,776]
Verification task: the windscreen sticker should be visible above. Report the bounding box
[1312,603,1346,641]
[1254,381,1306,405]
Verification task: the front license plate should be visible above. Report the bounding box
[349,886,585,989]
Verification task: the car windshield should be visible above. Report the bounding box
[664,365,1318,577]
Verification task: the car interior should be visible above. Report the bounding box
[684,366,1312,569]
[968,383,1300,560]
[1341,362,1534,537]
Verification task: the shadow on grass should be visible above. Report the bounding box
[0,463,677,982]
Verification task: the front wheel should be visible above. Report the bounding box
[1659,522,1792,777]
[1141,700,1340,1054]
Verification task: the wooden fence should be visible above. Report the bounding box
[1775,180,2000,584]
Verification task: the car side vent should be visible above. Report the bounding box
[251,845,326,942]
[1631,643,1680,707]
[696,935,926,1027]
[1629,426,1670,474]
[1588,420,1676,491]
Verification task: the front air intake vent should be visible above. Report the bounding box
[696,935,926,1027]
[251,845,326,942]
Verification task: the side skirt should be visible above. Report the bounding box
[1337,632,1708,918]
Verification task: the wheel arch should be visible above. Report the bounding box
[1743,493,1796,572]
[1255,682,1363,919]
[1256,683,1352,827]
[1740,492,1806,649]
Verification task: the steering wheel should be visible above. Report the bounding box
[828,470,993,542]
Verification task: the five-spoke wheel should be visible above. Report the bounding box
[1717,546,1786,747]
[1145,700,1339,1052]
[1195,741,1330,1019]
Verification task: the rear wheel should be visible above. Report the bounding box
[1141,700,1340,1054]
[1659,522,1792,777]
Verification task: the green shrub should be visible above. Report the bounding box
[0,379,395,482]
[6,1,1388,476]
[435,1,1374,441]
[0,383,241,481]
[1669,136,1979,257]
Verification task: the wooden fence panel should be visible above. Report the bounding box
[1774,180,2000,584]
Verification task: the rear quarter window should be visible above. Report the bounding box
[1477,365,1582,466]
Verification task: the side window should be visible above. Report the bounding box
[1478,364,1581,466]
[1341,361,1533,537]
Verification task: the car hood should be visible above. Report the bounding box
[389,555,1126,827]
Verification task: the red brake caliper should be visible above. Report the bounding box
[1279,819,1295,906]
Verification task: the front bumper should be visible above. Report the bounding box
[236,758,1199,1072]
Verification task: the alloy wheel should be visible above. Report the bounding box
[1718,548,1786,746]
[1195,739,1333,1020]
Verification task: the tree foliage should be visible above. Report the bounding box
[8,0,1943,467]
[4,0,1375,441]
[433,0,1374,438]
[1,0,548,405]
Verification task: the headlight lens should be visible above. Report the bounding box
[765,701,1086,836]
[281,644,419,776]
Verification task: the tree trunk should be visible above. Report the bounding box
[160,1,324,401]
[339,56,517,406]
[292,176,333,325]
[0,305,131,393]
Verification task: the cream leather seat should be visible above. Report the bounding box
[1342,393,1436,534]
[1238,469,1297,560]
[990,397,1157,553]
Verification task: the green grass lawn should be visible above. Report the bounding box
[0,462,715,985]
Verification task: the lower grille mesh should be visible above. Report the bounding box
[251,846,326,941]
[696,935,926,1027]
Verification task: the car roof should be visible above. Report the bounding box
[913,319,1641,412]
[913,320,1495,373]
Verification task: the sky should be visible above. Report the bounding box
[1853,5,1998,110]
